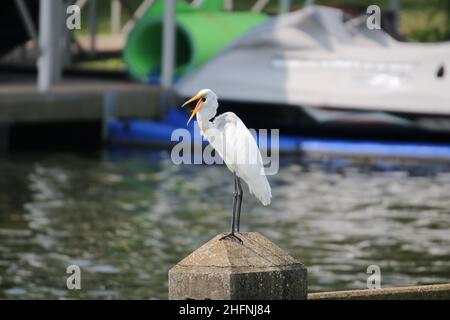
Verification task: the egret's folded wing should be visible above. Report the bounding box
[212,112,272,206]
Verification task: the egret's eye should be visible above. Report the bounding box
[201,98,206,102]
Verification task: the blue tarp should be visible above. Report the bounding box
[108,109,450,160]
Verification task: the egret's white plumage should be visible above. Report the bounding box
[207,112,271,205]
[183,89,271,206]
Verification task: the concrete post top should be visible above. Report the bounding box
[170,232,305,272]
[169,232,308,300]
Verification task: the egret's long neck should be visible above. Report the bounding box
[195,100,217,135]
[196,111,213,135]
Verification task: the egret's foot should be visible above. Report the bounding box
[219,232,243,244]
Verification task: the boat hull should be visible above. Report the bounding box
[219,100,450,143]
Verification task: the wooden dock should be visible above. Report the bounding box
[0,79,161,123]
[309,283,450,300]
[0,76,167,151]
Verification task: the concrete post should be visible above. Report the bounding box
[169,232,307,300]
[161,0,176,89]
[278,0,291,14]
[159,0,176,113]
[224,0,233,11]
[111,0,121,34]
[88,0,97,56]
[389,0,400,34]
[37,0,63,92]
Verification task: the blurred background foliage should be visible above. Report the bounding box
[315,0,449,42]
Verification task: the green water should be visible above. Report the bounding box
[0,150,449,299]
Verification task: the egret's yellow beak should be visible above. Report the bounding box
[181,93,205,125]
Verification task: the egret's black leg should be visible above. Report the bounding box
[236,177,243,232]
[220,172,242,244]
[230,172,238,233]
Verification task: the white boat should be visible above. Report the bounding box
[176,6,450,142]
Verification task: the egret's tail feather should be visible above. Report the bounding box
[248,174,272,206]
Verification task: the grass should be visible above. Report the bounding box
[75,58,126,71]
[401,4,449,42]
[75,0,145,35]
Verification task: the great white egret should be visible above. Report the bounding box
[181,89,271,243]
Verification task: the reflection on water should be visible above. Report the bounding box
[0,150,449,299]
